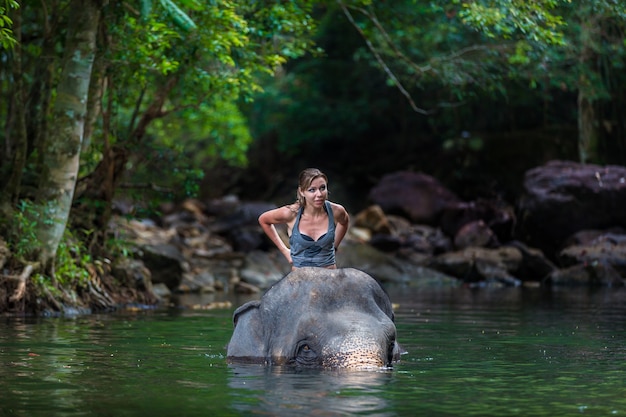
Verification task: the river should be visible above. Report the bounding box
[1,285,625,416]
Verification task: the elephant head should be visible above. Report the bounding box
[227,267,403,369]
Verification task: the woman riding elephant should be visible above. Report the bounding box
[258,168,350,270]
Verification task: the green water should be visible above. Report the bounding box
[1,286,625,417]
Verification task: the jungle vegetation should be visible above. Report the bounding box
[0,0,625,314]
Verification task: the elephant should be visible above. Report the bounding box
[226,267,403,368]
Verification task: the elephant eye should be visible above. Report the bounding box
[295,342,318,366]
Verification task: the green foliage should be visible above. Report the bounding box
[5,200,40,260]
[337,0,514,106]
[154,100,252,167]
[4,199,91,288]
[54,228,92,287]
[105,238,133,259]
[73,0,321,210]
[113,98,250,205]
[248,0,521,154]
[455,0,569,45]
[0,0,18,50]
[107,14,182,86]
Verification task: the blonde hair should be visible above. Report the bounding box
[296,168,328,207]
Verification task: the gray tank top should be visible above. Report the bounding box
[289,201,336,267]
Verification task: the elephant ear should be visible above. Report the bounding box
[232,300,261,327]
[227,300,266,360]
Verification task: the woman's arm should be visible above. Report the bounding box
[331,203,350,250]
[258,206,296,263]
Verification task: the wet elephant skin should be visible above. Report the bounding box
[226,267,403,369]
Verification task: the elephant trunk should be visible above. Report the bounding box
[321,330,391,369]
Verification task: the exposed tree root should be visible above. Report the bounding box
[1,260,158,315]
[8,264,35,303]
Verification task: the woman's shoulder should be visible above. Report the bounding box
[277,203,300,219]
[327,201,348,218]
[259,203,299,223]
[327,200,347,212]
[286,202,301,212]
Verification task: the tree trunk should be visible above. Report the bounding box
[73,76,178,236]
[2,5,26,206]
[577,91,597,164]
[35,0,100,274]
[576,19,599,164]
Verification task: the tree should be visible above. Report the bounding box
[337,0,626,163]
[73,0,320,230]
[0,0,320,312]
[35,0,100,275]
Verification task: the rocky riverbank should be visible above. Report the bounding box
[112,160,626,305]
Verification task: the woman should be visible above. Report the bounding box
[258,168,350,269]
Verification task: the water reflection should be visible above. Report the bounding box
[3,287,626,417]
[228,364,395,416]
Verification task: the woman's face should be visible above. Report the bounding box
[300,176,328,208]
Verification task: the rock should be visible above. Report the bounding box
[369,234,402,252]
[377,217,452,255]
[229,226,265,252]
[204,194,241,217]
[547,263,625,286]
[427,246,523,285]
[161,198,210,228]
[563,227,626,247]
[453,220,497,249]
[440,198,515,242]
[234,281,261,294]
[139,243,187,290]
[239,250,290,289]
[210,201,277,251]
[101,159,626,295]
[404,224,452,254]
[210,201,276,234]
[517,160,626,257]
[353,205,392,234]
[177,270,216,293]
[151,283,171,299]
[111,258,154,293]
[559,233,626,278]
[349,226,372,243]
[337,242,457,286]
[368,171,461,224]
[506,241,557,282]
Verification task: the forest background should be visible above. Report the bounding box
[1,0,625,314]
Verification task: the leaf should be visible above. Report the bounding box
[159,0,197,32]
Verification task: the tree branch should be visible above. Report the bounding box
[337,0,433,115]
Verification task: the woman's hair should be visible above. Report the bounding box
[296,168,328,206]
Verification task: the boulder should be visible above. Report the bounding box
[368,171,461,224]
[111,258,154,293]
[547,263,625,287]
[353,205,392,234]
[453,220,497,249]
[506,241,557,282]
[239,250,290,289]
[559,232,626,278]
[427,246,523,285]
[139,243,186,290]
[337,242,458,286]
[440,198,516,242]
[517,160,626,257]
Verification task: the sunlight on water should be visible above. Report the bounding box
[1,286,626,416]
